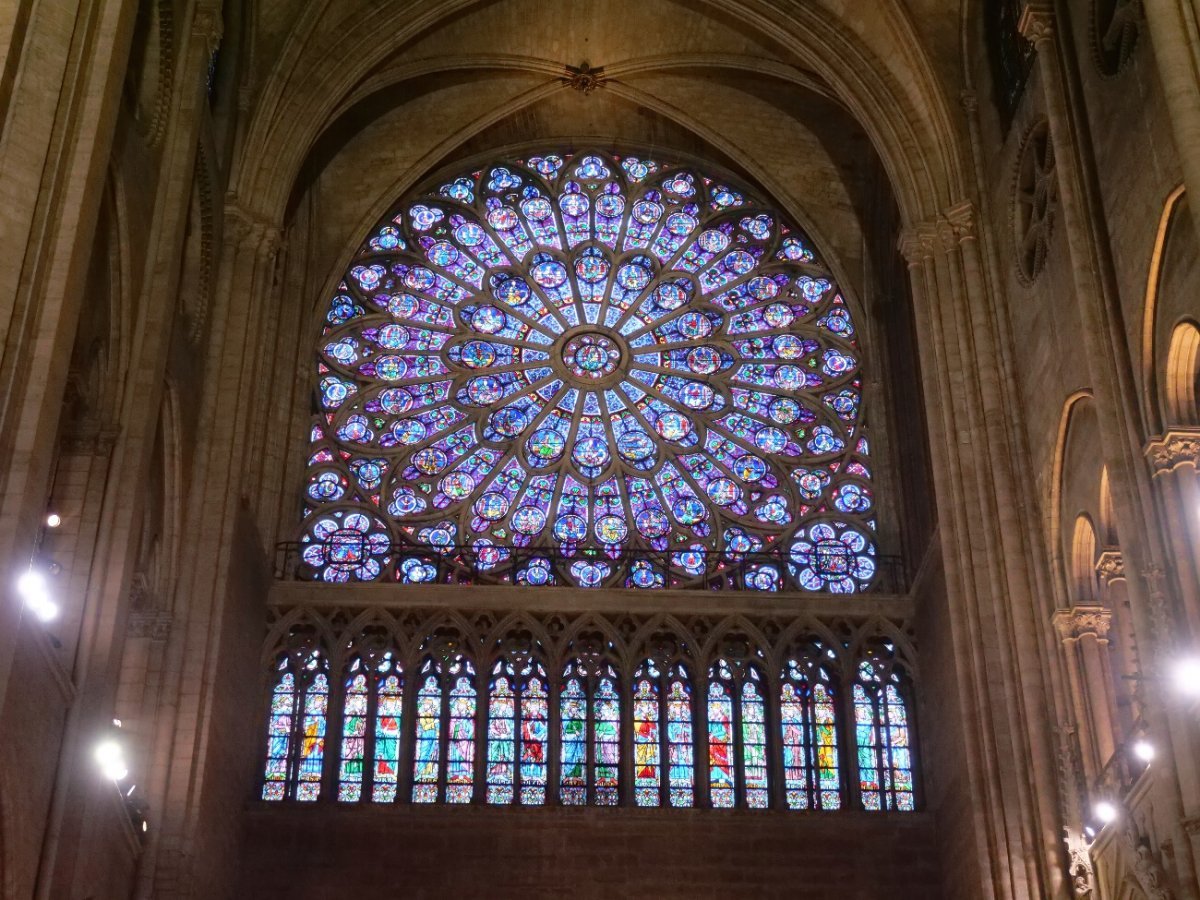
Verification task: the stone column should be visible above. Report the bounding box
[0,0,138,709]
[140,209,283,898]
[1141,0,1200,237]
[901,211,1068,898]
[1021,3,1200,888]
[1144,430,1200,636]
[1053,607,1117,777]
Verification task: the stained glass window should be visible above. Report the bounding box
[707,659,768,808]
[560,658,621,805]
[487,658,549,805]
[780,650,841,810]
[633,659,694,807]
[337,653,403,803]
[262,649,329,801]
[300,150,876,592]
[854,653,915,811]
[412,654,476,803]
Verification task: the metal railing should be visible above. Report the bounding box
[274,541,907,594]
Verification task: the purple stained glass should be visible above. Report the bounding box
[304,150,874,590]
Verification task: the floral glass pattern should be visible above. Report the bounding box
[301,150,876,591]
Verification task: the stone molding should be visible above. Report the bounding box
[897,201,980,265]
[1018,2,1056,47]
[1052,605,1112,640]
[1144,429,1200,476]
[1095,550,1124,584]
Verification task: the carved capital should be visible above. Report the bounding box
[1144,429,1200,476]
[897,228,928,267]
[1019,2,1056,47]
[1053,605,1112,641]
[1095,550,1125,584]
[192,3,224,55]
[944,201,978,243]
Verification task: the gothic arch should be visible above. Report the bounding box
[231,0,968,231]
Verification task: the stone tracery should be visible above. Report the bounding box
[300,150,877,592]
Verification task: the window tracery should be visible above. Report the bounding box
[261,647,328,802]
[258,611,918,812]
[337,652,403,802]
[301,150,877,592]
[1014,121,1057,284]
[854,646,915,811]
[632,657,695,808]
[708,657,769,809]
[560,656,621,805]
[780,643,842,810]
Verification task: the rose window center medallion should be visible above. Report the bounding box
[561,330,623,383]
[302,150,878,593]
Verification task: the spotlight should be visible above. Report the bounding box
[45,513,62,528]
[1173,656,1200,698]
[17,569,59,622]
[1083,825,1096,840]
[1093,801,1118,825]
[1132,740,1155,763]
[94,739,128,782]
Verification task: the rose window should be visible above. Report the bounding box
[301,151,877,591]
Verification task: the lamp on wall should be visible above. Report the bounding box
[94,737,129,782]
[1092,800,1118,825]
[1172,656,1200,698]
[17,568,59,622]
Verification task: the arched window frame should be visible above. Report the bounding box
[485,655,550,805]
[261,646,329,802]
[411,651,477,804]
[632,657,696,808]
[559,655,622,806]
[336,650,404,803]
[707,657,770,809]
[852,645,916,812]
[779,642,843,811]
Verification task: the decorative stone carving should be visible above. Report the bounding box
[1144,430,1200,476]
[1092,0,1142,76]
[1012,119,1058,284]
[1068,847,1094,897]
[1018,2,1056,47]
[1052,606,1112,641]
[1122,820,1173,900]
[1095,550,1124,584]
[563,62,605,94]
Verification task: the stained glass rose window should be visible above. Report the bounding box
[300,151,876,591]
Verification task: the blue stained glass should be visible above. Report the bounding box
[306,151,874,591]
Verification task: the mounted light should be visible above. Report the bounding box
[17,569,58,622]
[94,739,128,782]
[1172,656,1200,698]
[1093,801,1118,825]
[45,513,62,528]
[1132,740,1155,763]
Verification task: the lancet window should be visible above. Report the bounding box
[707,658,769,809]
[632,658,695,808]
[261,648,329,802]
